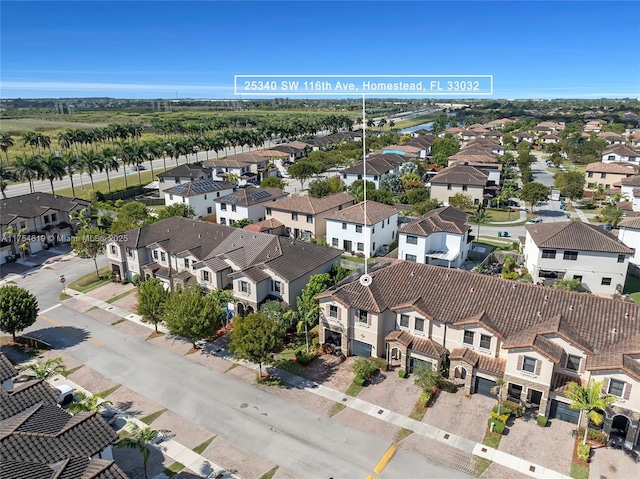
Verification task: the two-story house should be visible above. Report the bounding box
[157,164,213,194]
[341,154,405,189]
[584,162,636,192]
[601,144,639,164]
[315,259,640,449]
[325,200,398,257]
[618,217,640,265]
[214,187,288,226]
[0,192,90,261]
[397,206,471,268]
[164,179,234,219]
[620,175,640,212]
[429,164,493,207]
[523,221,634,296]
[265,192,355,240]
[205,153,283,185]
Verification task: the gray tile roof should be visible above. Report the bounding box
[619,217,640,229]
[0,380,60,420]
[603,144,638,157]
[621,175,640,186]
[156,164,212,178]
[0,353,17,383]
[261,238,342,281]
[164,179,232,196]
[213,187,287,206]
[0,193,90,226]
[525,221,634,254]
[399,206,469,236]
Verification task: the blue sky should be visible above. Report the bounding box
[1,1,639,99]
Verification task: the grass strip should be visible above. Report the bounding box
[140,409,166,425]
[97,384,121,398]
[258,466,279,479]
[106,288,136,304]
[329,402,346,417]
[344,383,363,397]
[192,436,215,455]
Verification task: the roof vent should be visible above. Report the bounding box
[198,234,201,239]
[537,311,542,317]
[470,288,474,293]
[167,229,170,233]
[512,284,516,289]
[612,328,618,334]
[569,305,573,311]
[625,312,629,318]
[544,295,548,301]
[410,271,415,276]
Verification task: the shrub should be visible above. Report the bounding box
[577,427,607,445]
[418,390,433,408]
[311,336,320,349]
[501,271,519,280]
[131,274,141,286]
[353,376,365,386]
[398,369,407,378]
[439,380,457,393]
[502,400,523,417]
[369,357,389,372]
[490,411,511,424]
[487,418,505,434]
[536,415,548,427]
[295,348,314,365]
[491,405,512,416]
[577,443,591,462]
[353,357,377,380]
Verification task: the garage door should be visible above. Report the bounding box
[549,400,580,424]
[474,376,497,397]
[352,340,372,358]
[409,357,430,373]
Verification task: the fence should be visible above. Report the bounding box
[103,187,147,201]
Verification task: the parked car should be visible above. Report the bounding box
[527,217,543,224]
[131,165,146,171]
[503,200,519,207]
[54,384,75,405]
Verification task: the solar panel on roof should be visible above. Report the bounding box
[250,190,270,200]
[226,196,240,204]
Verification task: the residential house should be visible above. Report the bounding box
[618,217,640,265]
[597,132,625,145]
[585,162,636,191]
[397,206,471,268]
[462,138,505,155]
[164,179,234,219]
[523,221,633,296]
[205,153,284,185]
[0,353,127,479]
[429,164,494,207]
[243,218,285,236]
[514,132,535,144]
[540,133,561,146]
[341,154,405,188]
[265,192,356,240]
[325,201,398,257]
[315,259,640,449]
[0,192,90,261]
[270,141,310,161]
[214,187,288,226]
[620,175,640,211]
[105,216,342,314]
[157,164,213,194]
[602,144,639,164]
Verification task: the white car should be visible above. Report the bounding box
[54,384,75,404]
[527,218,543,224]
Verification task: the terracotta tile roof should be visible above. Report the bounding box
[268,192,355,215]
[244,218,284,232]
[213,187,287,206]
[251,149,290,157]
[586,333,640,380]
[385,330,446,358]
[399,206,468,236]
[525,221,634,254]
[621,175,640,186]
[164,179,232,197]
[430,165,488,186]
[619,217,640,229]
[448,153,498,164]
[585,162,636,174]
[0,353,17,383]
[603,144,638,157]
[453,310,504,340]
[326,201,397,225]
[477,355,506,376]
[449,347,480,365]
[0,380,60,420]
[0,193,90,226]
[550,372,580,393]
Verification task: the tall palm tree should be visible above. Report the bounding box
[39,153,66,194]
[67,391,113,414]
[101,148,120,192]
[490,378,506,415]
[14,154,41,193]
[20,357,66,380]
[81,150,102,189]
[469,208,492,242]
[115,424,170,479]
[0,133,14,166]
[62,152,81,197]
[0,164,15,199]
[565,380,616,445]
[142,140,161,178]
[296,302,320,353]
[4,224,28,258]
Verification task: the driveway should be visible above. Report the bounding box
[357,369,422,416]
[589,445,640,479]
[423,391,494,444]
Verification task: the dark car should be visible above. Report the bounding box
[503,200,519,207]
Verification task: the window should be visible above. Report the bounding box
[160,252,166,262]
[184,258,190,268]
[329,305,338,318]
[356,225,363,233]
[110,245,116,255]
[618,254,626,263]
[372,227,375,233]
[44,215,50,224]
[405,254,417,262]
[600,173,606,179]
[608,379,625,397]
[221,203,227,211]
[372,242,375,250]
[126,247,133,258]
[563,251,578,261]
[273,280,281,293]
[387,218,390,225]
[480,334,491,350]
[447,184,452,190]
[19,221,26,229]
[51,213,57,222]
[292,212,298,221]
[204,194,207,200]
[400,314,409,328]
[306,215,313,223]
[231,205,236,212]
[174,177,180,183]
[463,331,475,345]
[462,185,468,191]
[332,238,338,247]
[415,317,425,332]
[202,270,210,282]
[358,309,368,324]
[169,194,174,200]
[220,218,226,225]
[542,249,556,259]
[607,155,615,161]
[240,281,248,293]
[357,174,362,180]
[522,356,536,373]
[342,222,347,230]
[153,250,158,260]
[406,235,418,245]
[266,208,272,215]
[207,207,212,214]
[587,172,594,178]
[566,354,581,371]
[601,277,612,286]
[381,221,384,229]
[217,192,220,197]
[573,275,582,282]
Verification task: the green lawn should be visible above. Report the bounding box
[345,383,363,397]
[140,409,166,425]
[329,402,346,417]
[105,288,136,304]
[273,345,304,376]
[570,462,589,479]
[476,431,503,476]
[192,436,215,455]
[624,276,640,303]
[67,266,112,293]
[55,170,158,199]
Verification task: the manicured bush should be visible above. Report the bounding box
[577,443,591,462]
[490,411,511,424]
[131,274,141,286]
[491,405,513,416]
[502,400,523,417]
[577,427,607,445]
[439,380,457,393]
[501,271,519,280]
[353,376,365,386]
[369,357,390,372]
[536,415,548,427]
[418,390,433,408]
[352,357,377,380]
[398,369,407,378]
[487,418,505,434]
[295,348,314,365]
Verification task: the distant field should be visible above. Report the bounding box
[391,112,445,130]
[0,118,109,134]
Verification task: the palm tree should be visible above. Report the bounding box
[142,140,161,178]
[296,302,320,353]
[81,150,102,189]
[600,204,625,228]
[490,378,506,415]
[0,133,14,166]
[565,380,616,445]
[0,164,15,199]
[388,119,395,129]
[20,356,66,380]
[469,208,492,242]
[14,154,41,193]
[366,118,375,129]
[115,423,170,479]
[62,152,81,197]
[39,153,66,194]
[101,148,120,192]
[4,224,28,258]
[67,391,112,414]
[378,118,387,130]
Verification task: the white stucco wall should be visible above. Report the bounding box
[326,214,397,257]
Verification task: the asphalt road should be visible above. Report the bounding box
[14,259,471,479]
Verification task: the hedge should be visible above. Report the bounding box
[577,427,607,445]
[398,369,407,378]
[487,418,505,434]
[353,376,365,386]
[418,390,433,408]
[491,405,513,416]
[536,415,548,427]
[490,411,511,424]
[577,443,591,462]
[295,349,314,365]
[502,400,523,417]
[369,357,390,371]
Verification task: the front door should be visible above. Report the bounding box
[528,389,543,406]
[343,240,352,253]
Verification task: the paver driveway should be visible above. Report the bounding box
[423,390,494,443]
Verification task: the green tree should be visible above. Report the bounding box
[348,179,376,201]
[413,363,443,392]
[564,380,616,445]
[20,356,65,380]
[353,357,377,381]
[600,204,625,227]
[231,218,252,228]
[398,188,429,205]
[288,160,323,190]
[296,272,334,352]
[401,172,423,191]
[163,286,224,347]
[469,208,492,242]
[554,171,585,200]
[519,182,550,211]
[71,227,106,279]
[229,312,286,377]
[0,285,39,341]
[379,173,404,194]
[111,202,150,233]
[136,278,169,332]
[156,203,196,220]
[490,378,506,415]
[260,176,286,189]
[431,137,460,167]
[115,424,170,479]
[0,164,15,199]
[308,178,332,198]
[67,391,113,414]
[411,199,443,216]
[260,300,296,331]
[38,153,66,195]
[448,193,474,210]
[552,278,582,291]
[0,133,14,166]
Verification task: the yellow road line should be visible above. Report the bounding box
[373,444,397,474]
[39,314,103,347]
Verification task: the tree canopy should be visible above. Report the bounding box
[260,176,286,189]
[156,203,196,220]
[519,182,550,210]
[448,193,474,210]
[308,176,345,198]
[0,285,39,341]
[136,278,169,332]
[431,137,460,167]
[111,202,150,233]
[554,171,585,200]
[229,312,286,376]
[71,227,106,279]
[288,160,323,190]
